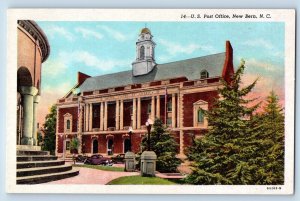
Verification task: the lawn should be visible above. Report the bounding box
[73,164,125,172]
[107,175,177,185]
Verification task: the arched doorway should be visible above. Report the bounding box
[17,67,33,88]
[92,139,98,154]
[124,138,131,153]
[107,139,114,155]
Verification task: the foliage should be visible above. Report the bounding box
[250,90,285,184]
[70,137,80,153]
[37,132,43,146]
[139,118,181,173]
[185,60,284,185]
[107,175,176,185]
[73,164,125,172]
[42,105,57,155]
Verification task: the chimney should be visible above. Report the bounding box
[77,72,91,85]
[222,41,234,84]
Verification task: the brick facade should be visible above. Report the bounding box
[55,39,235,157]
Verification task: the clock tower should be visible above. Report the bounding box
[132,27,156,76]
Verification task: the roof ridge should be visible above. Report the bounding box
[157,52,225,66]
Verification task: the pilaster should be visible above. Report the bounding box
[132,98,137,129]
[156,95,160,119]
[172,93,176,128]
[151,96,155,121]
[137,97,141,129]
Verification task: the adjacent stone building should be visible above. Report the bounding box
[56,28,234,157]
[17,20,50,146]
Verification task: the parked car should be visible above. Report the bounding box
[84,154,113,166]
[111,154,125,164]
[75,155,88,163]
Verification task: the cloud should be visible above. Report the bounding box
[98,25,127,42]
[244,58,280,73]
[65,51,130,71]
[241,38,274,50]
[158,39,201,56]
[241,39,284,59]
[42,58,68,77]
[75,27,103,40]
[44,25,74,41]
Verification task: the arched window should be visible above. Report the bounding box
[197,109,204,123]
[66,120,70,130]
[200,70,209,79]
[140,46,145,59]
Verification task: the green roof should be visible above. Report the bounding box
[79,52,225,92]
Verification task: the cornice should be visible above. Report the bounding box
[18,20,50,62]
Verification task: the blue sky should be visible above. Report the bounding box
[36,21,285,124]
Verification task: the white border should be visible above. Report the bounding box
[6,9,295,194]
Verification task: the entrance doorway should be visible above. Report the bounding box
[107,139,113,155]
[65,140,70,155]
[124,139,131,153]
[92,139,98,154]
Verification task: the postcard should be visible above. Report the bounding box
[6,9,295,194]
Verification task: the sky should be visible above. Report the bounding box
[36,21,285,126]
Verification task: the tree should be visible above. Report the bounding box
[185,60,262,184]
[42,105,57,155]
[250,91,284,184]
[37,131,43,146]
[140,118,181,173]
[70,137,80,154]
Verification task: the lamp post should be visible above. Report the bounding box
[145,118,153,151]
[141,118,156,176]
[125,127,135,172]
[128,127,133,152]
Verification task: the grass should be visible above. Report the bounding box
[107,175,177,185]
[73,164,125,172]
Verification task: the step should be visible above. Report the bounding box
[17,155,58,162]
[17,150,50,156]
[17,169,79,184]
[17,165,72,177]
[17,145,41,151]
[17,160,65,169]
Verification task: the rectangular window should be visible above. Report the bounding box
[147,103,151,114]
[66,141,70,150]
[167,118,172,125]
[198,110,204,123]
[167,101,172,112]
[66,120,70,130]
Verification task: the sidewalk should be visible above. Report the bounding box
[45,166,139,185]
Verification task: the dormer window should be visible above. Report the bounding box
[200,70,209,79]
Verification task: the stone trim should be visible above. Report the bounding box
[63,113,73,133]
[193,100,208,128]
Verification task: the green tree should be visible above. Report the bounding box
[42,105,57,155]
[70,137,80,154]
[250,91,285,184]
[37,132,43,146]
[140,118,181,173]
[185,60,262,184]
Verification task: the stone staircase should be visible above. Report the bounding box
[16,148,79,184]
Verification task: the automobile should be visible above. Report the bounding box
[84,154,113,166]
[111,154,125,164]
[75,155,88,163]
